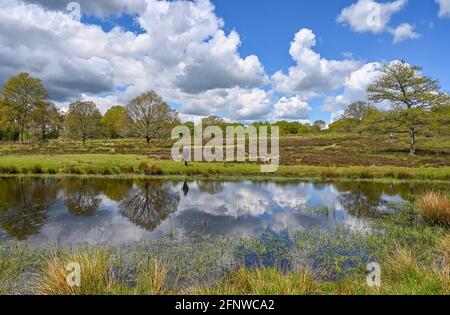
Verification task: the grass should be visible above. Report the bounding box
[1,202,449,295]
[36,248,113,295]
[35,247,174,295]
[1,154,450,181]
[419,192,450,227]
[190,267,321,295]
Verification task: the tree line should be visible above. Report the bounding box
[0,73,179,145]
[1,61,449,155]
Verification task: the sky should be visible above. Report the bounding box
[0,0,449,124]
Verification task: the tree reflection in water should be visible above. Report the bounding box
[119,180,180,231]
[63,179,102,217]
[196,180,224,195]
[0,178,57,240]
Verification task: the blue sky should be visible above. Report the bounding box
[1,0,449,123]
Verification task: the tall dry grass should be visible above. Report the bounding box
[418,192,450,227]
[35,249,112,295]
[35,249,173,295]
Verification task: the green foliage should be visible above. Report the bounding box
[30,101,63,142]
[101,105,129,139]
[1,72,49,142]
[64,101,103,144]
[368,61,449,155]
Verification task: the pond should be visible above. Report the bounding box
[0,177,443,245]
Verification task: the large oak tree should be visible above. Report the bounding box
[1,73,48,142]
[126,91,178,144]
[368,61,449,155]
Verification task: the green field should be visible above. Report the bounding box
[1,133,450,181]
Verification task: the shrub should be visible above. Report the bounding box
[63,166,82,175]
[84,168,96,175]
[99,168,112,175]
[138,162,163,175]
[31,165,43,174]
[0,166,19,174]
[47,168,58,175]
[418,192,450,227]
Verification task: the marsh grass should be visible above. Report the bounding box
[419,192,450,227]
[189,267,320,295]
[130,259,173,295]
[2,204,450,295]
[36,248,113,295]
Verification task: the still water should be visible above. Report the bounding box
[0,178,440,245]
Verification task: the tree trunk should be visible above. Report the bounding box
[409,127,416,156]
[82,134,86,146]
[146,136,150,145]
[20,124,25,143]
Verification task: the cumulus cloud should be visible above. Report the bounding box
[337,0,407,33]
[272,28,361,96]
[321,62,383,120]
[337,0,419,43]
[390,23,420,43]
[436,0,450,18]
[0,0,269,121]
[274,96,311,120]
[179,87,273,122]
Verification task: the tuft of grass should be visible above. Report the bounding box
[35,248,113,295]
[119,165,134,174]
[190,267,321,295]
[418,192,450,227]
[138,162,163,175]
[131,259,173,295]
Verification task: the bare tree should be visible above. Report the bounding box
[126,91,178,144]
[343,101,376,122]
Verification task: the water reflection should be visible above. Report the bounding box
[0,178,57,240]
[64,179,102,217]
[182,180,189,197]
[120,180,180,231]
[0,178,446,244]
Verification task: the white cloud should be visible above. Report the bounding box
[321,62,383,119]
[273,96,311,120]
[436,0,450,18]
[337,0,407,33]
[337,0,419,43]
[390,23,420,43]
[0,0,269,121]
[272,28,361,96]
[179,87,273,122]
